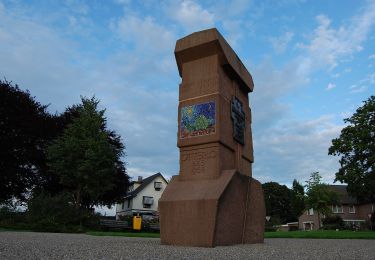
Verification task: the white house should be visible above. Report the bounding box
[115,172,168,219]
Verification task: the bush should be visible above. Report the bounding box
[142,214,159,232]
[0,205,27,229]
[27,192,99,232]
[322,215,344,230]
[265,226,277,232]
[265,218,277,232]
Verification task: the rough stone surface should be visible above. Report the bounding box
[0,232,374,260]
[159,28,265,247]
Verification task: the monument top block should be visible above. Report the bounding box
[175,28,254,93]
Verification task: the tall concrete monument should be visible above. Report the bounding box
[159,28,265,247]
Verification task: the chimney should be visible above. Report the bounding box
[138,176,143,182]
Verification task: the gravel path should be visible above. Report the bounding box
[0,231,374,259]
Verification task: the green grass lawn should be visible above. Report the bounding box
[86,231,160,238]
[265,230,375,239]
[88,230,375,239]
[3,227,375,239]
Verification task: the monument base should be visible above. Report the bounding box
[159,170,265,247]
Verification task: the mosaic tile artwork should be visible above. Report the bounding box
[180,101,216,139]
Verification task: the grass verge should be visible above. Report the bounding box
[0,227,32,232]
[86,231,160,238]
[265,230,375,239]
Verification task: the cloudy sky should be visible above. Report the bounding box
[1,0,374,188]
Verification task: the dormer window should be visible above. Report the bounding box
[143,196,154,208]
[154,182,162,191]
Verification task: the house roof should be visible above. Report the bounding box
[125,172,167,199]
[329,185,357,204]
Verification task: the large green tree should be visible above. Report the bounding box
[329,96,375,202]
[290,179,305,219]
[47,97,129,210]
[262,182,294,224]
[305,172,339,228]
[0,80,59,204]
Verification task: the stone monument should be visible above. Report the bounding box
[159,28,265,247]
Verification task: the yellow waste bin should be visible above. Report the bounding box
[133,216,142,231]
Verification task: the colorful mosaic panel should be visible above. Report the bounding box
[180,101,216,139]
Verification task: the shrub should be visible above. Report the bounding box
[0,205,27,229]
[322,215,344,230]
[26,192,99,232]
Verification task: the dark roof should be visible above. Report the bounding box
[329,185,357,204]
[125,172,167,199]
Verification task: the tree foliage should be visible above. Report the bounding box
[0,80,58,204]
[47,97,129,209]
[329,96,375,202]
[305,172,339,226]
[262,182,294,224]
[290,179,305,218]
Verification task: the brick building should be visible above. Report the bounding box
[299,185,374,230]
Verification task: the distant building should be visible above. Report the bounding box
[115,172,168,220]
[299,185,374,230]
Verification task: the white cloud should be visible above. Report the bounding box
[254,116,343,184]
[297,2,375,70]
[249,2,375,184]
[349,73,374,93]
[64,0,89,15]
[249,55,312,132]
[270,31,294,54]
[0,4,88,111]
[326,82,336,90]
[0,3,181,183]
[115,15,175,54]
[350,85,367,93]
[369,54,375,59]
[222,20,244,47]
[168,0,214,31]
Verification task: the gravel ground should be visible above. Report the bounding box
[0,232,374,260]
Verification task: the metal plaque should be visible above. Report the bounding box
[231,97,245,145]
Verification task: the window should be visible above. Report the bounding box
[332,205,343,213]
[121,202,124,210]
[143,196,154,208]
[127,199,131,208]
[154,181,162,191]
[308,208,314,215]
[349,205,356,213]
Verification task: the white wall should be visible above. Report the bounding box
[115,175,167,216]
[132,175,166,212]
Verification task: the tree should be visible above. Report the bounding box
[0,80,58,204]
[305,172,339,229]
[329,96,375,202]
[262,182,294,224]
[290,179,305,219]
[47,97,129,210]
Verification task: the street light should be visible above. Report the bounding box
[266,216,271,222]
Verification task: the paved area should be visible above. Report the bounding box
[0,232,374,259]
